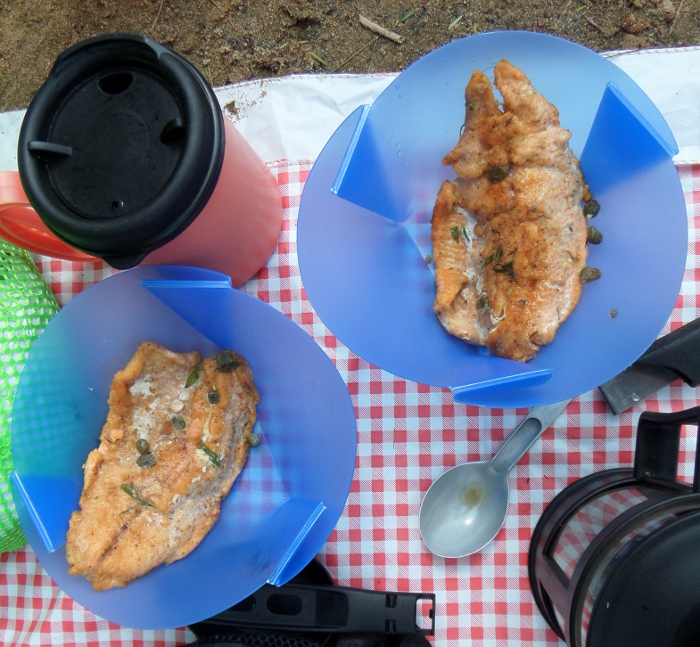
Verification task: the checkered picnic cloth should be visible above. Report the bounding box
[1,161,698,647]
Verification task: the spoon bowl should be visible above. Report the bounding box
[419,460,510,558]
[420,400,571,558]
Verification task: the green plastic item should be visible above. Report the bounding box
[0,240,59,552]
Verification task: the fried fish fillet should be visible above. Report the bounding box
[66,342,259,590]
[431,60,589,362]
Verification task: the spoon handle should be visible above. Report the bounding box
[491,399,572,474]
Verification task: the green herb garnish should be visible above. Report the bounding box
[450,226,460,242]
[121,483,156,508]
[185,364,200,388]
[494,260,517,280]
[492,248,517,280]
[200,441,222,467]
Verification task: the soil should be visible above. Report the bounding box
[1,0,698,112]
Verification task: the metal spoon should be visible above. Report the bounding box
[419,399,571,558]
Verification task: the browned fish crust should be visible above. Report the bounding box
[66,342,259,590]
[431,60,589,362]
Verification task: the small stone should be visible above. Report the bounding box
[622,14,644,33]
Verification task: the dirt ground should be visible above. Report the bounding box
[1,0,698,112]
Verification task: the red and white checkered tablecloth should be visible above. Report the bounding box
[1,161,699,647]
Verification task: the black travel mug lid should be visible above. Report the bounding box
[17,33,225,269]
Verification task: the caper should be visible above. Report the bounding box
[137,452,156,468]
[487,164,509,183]
[247,433,260,447]
[580,266,602,283]
[587,226,603,244]
[171,415,186,431]
[136,438,149,454]
[208,389,221,405]
[215,350,240,372]
[583,199,600,217]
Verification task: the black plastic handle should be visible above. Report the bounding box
[636,318,700,387]
[197,583,436,637]
[634,406,700,493]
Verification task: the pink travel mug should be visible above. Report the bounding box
[0,34,282,286]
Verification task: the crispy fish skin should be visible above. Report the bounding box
[432,60,588,362]
[66,342,259,590]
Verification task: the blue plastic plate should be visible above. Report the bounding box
[297,31,687,408]
[10,266,357,629]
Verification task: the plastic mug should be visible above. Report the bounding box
[0,33,283,286]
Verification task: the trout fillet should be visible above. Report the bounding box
[431,59,590,362]
[66,342,259,590]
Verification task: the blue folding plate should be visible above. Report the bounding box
[297,31,687,408]
[11,266,357,629]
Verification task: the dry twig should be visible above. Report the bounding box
[359,14,404,43]
[669,0,684,35]
[330,37,378,72]
[448,15,463,30]
[150,0,165,31]
[583,14,604,33]
[310,52,328,67]
[332,11,413,73]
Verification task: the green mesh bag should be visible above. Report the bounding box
[0,240,59,552]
